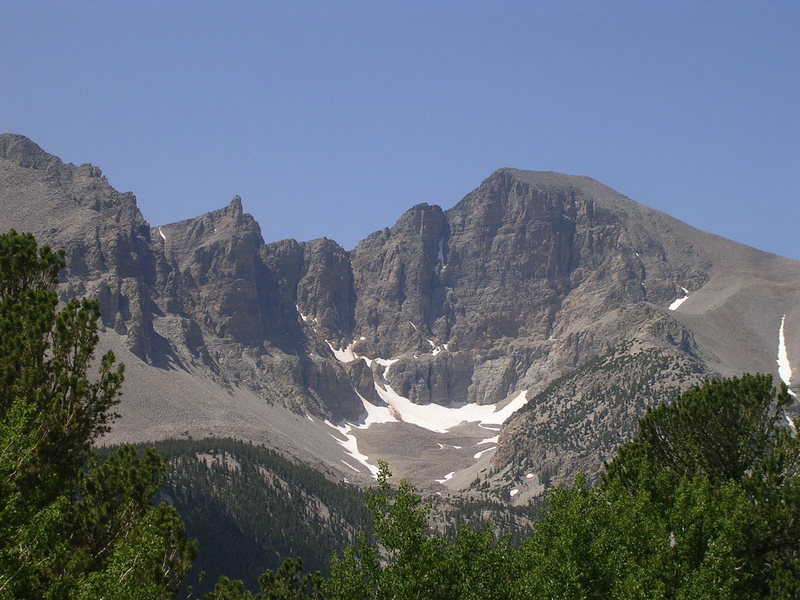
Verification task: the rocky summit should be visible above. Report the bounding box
[1,133,798,500]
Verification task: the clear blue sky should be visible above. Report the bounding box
[2,1,798,258]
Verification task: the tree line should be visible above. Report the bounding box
[1,230,798,599]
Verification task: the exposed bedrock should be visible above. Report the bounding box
[4,134,800,490]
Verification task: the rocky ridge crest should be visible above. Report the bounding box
[2,133,798,496]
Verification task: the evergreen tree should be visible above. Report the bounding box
[323,461,514,600]
[514,374,799,599]
[0,230,196,599]
[603,374,795,489]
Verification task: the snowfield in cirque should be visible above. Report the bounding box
[320,338,531,478]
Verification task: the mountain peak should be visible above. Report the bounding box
[229,195,243,214]
[0,133,60,170]
[488,167,604,191]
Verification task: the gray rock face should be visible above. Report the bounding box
[351,203,448,357]
[150,198,365,421]
[294,237,357,344]
[347,168,713,407]
[0,134,159,360]
[384,351,473,406]
[2,133,799,493]
[154,197,276,347]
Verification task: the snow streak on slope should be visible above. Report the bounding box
[435,471,454,484]
[473,446,496,459]
[668,287,690,311]
[326,425,377,477]
[324,392,398,478]
[437,237,446,270]
[777,315,797,399]
[326,341,359,363]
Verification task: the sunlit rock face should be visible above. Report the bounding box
[2,133,799,494]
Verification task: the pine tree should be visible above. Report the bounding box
[514,374,800,599]
[0,230,196,599]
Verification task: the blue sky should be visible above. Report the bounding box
[2,1,798,258]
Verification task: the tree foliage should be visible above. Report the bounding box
[127,437,371,595]
[514,374,799,600]
[604,373,795,488]
[230,375,798,600]
[0,230,196,599]
[322,461,515,600]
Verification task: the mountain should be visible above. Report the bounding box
[1,133,798,500]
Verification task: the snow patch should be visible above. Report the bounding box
[668,287,690,311]
[340,460,361,473]
[326,424,376,476]
[324,392,398,478]
[373,384,529,434]
[777,315,796,397]
[297,307,318,325]
[486,390,529,424]
[473,446,496,459]
[510,488,519,497]
[435,442,462,450]
[425,338,447,356]
[437,237,447,270]
[158,227,166,241]
[326,340,359,363]
[526,473,534,479]
[478,436,499,445]
[786,414,797,434]
[353,392,398,427]
[435,471,454,484]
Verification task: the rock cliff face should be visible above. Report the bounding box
[348,169,712,410]
[2,133,799,496]
[0,134,159,359]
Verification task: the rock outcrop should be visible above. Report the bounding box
[0,134,159,360]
